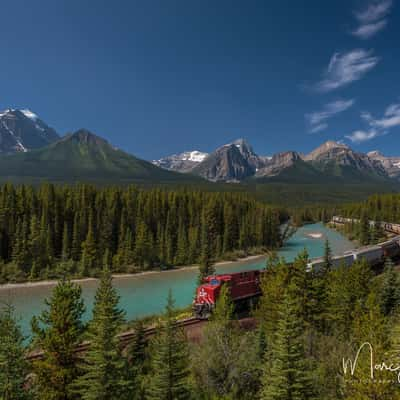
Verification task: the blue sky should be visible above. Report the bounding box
[1,0,399,158]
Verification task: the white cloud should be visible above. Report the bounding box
[355,0,392,23]
[306,99,355,133]
[316,50,379,92]
[309,123,328,133]
[372,103,400,129]
[352,0,392,39]
[352,20,387,39]
[346,129,379,143]
[346,101,400,143]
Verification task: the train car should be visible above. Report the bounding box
[352,245,383,265]
[331,254,354,268]
[307,253,354,272]
[306,257,325,272]
[193,270,262,319]
[379,238,400,258]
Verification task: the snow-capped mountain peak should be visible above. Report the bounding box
[20,109,39,120]
[152,150,209,172]
[181,150,208,162]
[0,108,59,154]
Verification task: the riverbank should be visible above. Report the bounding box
[0,254,268,291]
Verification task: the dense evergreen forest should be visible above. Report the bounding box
[2,247,400,399]
[0,183,283,283]
[290,193,400,245]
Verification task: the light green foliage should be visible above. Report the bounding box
[191,285,261,399]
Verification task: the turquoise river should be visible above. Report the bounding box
[0,223,354,336]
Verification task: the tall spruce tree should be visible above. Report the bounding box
[380,257,400,316]
[127,320,148,400]
[359,211,370,245]
[31,279,85,400]
[261,285,314,400]
[322,239,332,273]
[0,304,31,400]
[75,267,130,400]
[146,291,191,400]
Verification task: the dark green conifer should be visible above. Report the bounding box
[31,279,85,400]
[261,285,314,400]
[380,257,400,316]
[146,291,191,400]
[0,304,31,400]
[75,268,129,399]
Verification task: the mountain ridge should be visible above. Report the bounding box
[155,139,397,183]
[0,129,203,184]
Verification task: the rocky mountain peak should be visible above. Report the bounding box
[0,108,59,153]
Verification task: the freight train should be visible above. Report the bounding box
[331,216,400,235]
[193,229,400,319]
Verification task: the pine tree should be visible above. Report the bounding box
[127,320,147,400]
[31,279,85,400]
[75,268,130,400]
[0,304,31,400]
[146,291,191,400]
[198,209,215,283]
[261,285,314,400]
[380,257,400,316]
[80,215,98,276]
[322,239,332,273]
[359,211,370,245]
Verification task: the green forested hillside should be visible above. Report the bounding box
[0,130,203,184]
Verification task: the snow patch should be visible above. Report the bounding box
[1,120,28,152]
[185,151,208,162]
[20,109,39,120]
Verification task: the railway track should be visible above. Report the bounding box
[26,316,203,362]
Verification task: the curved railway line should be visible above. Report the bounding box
[26,216,400,362]
[26,316,205,362]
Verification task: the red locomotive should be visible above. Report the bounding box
[193,270,263,319]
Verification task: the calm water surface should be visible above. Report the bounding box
[0,223,353,336]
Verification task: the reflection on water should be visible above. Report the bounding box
[0,223,354,336]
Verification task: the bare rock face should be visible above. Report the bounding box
[0,109,59,153]
[232,138,267,170]
[158,138,267,181]
[191,143,255,182]
[367,150,400,180]
[305,141,387,178]
[256,151,302,177]
[304,140,349,161]
[154,139,394,183]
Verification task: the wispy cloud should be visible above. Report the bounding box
[306,99,355,133]
[309,123,328,133]
[355,0,392,23]
[346,129,379,143]
[352,0,392,39]
[315,49,379,92]
[346,101,400,143]
[352,20,387,39]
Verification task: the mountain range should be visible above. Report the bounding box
[153,139,399,183]
[0,108,399,192]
